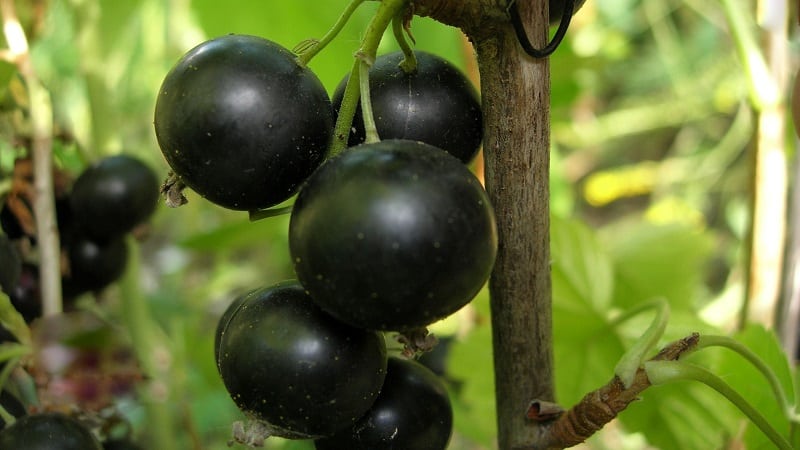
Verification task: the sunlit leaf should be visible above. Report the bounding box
[447,324,496,448]
[552,215,614,312]
[607,222,714,311]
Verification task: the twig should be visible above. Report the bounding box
[529,333,700,449]
[0,0,61,317]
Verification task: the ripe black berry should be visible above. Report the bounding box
[315,357,453,450]
[154,34,334,210]
[332,51,483,163]
[70,155,158,241]
[215,281,387,439]
[0,413,102,450]
[290,140,497,331]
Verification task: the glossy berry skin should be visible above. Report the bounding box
[0,413,102,449]
[550,0,586,24]
[70,155,159,241]
[154,34,334,210]
[289,140,497,331]
[332,51,482,163]
[65,235,128,294]
[315,357,453,450]
[215,281,387,439]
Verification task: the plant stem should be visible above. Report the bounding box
[645,360,793,450]
[734,0,790,330]
[392,15,417,73]
[719,0,780,110]
[0,0,61,317]
[296,0,366,66]
[330,62,360,156]
[471,3,553,448]
[331,0,409,153]
[358,59,380,143]
[613,298,670,388]
[120,238,176,450]
[694,334,796,421]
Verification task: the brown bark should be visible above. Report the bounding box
[417,1,555,448]
[475,5,554,450]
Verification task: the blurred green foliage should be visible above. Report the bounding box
[0,0,797,448]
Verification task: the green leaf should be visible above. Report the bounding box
[447,324,496,448]
[179,215,290,252]
[0,291,29,345]
[620,380,737,450]
[551,215,614,312]
[551,216,623,405]
[607,222,714,311]
[553,319,625,406]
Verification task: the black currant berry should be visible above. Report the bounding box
[289,140,497,331]
[315,357,453,450]
[154,34,334,210]
[0,413,102,449]
[70,155,158,241]
[332,51,482,163]
[64,235,128,295]
[215,281,387,439]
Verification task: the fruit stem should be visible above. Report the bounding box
[357,56,380,144]
[330,0,410,154]
[296,0,367,66]
[644,360,793,450]
[392,14,417,73]
[611,298,670,388]
[330,62,361,156]
[355,0,409,144]
[693,334,798,422]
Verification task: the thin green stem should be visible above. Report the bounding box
[356,0,408,144]
[358,58,380,143]
[718,0,779,110]
[330,61,361,157]
[0,354,21,426]
[120,238,176,450]
[693,335,797,422]
[613,298,670,388]
[392,14,417,73]
[0,404,13,426]
[296,0,366,66]
[329,0,409,155]
[645,360,793,450]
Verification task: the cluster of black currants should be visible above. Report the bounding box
[0,155,157,450]
[0,154,159,320]
[154,34,497,448]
